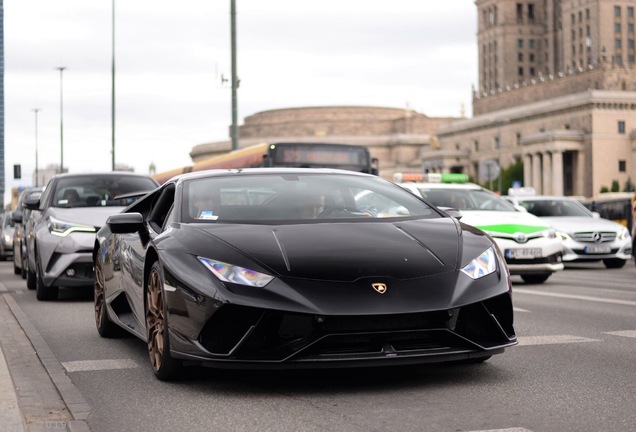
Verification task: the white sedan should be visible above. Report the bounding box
[504,195,632,268]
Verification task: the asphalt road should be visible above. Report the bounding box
[2,260,635,432]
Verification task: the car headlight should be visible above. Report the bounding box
[541,228,557,239]
[461,247,497,279]
[618,227,630,240]
[557,230,572,241]
[198,257,274,287]
[3,234,12,243]
[48,216,96,237]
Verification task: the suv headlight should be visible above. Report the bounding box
[461,247,497,279]
[557,230,571,241]
[198,257,274,287]
[48,216,96,237]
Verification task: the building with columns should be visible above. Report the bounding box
[432,0,636,197]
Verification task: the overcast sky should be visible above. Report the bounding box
[4,0,477,204]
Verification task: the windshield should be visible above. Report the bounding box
[517,199,592,217]
[414,187,518,211]
[182,173,438,223]
[53,175,157,208]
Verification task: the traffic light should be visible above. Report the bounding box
[13,164,21,179]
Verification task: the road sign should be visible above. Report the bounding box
[479,159,500,182]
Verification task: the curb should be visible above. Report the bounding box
[0,283,91,432]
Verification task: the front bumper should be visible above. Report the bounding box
[166,291,517,369]
[39,231,96,288]
[561,238,632,262]
[493,237,564,275]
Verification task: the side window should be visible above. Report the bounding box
[148,185,176,233]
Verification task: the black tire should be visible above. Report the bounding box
[13,258,20,275]
[603,258,626,269]
[26,260,36,290]
[94,254,123,337]
[146,261,182,381]
[520,273,551,284]
[35,255,58,301]
[20,252,27,279]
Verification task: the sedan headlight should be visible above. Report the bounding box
[618,227,630,240]
[3,234,12,243]
[557,230,572,241]
[48,216,96,237]
[198,257,274,287]
[461,247,497,279]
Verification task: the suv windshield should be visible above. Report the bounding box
[53,175,157,208]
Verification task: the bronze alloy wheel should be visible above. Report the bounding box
[146,267,166,373]
[145,261,181,380]
[93,254,121,338]
[94,255,107,332]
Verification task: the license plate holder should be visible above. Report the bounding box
[584,245,611,254]
[505,248,543,259]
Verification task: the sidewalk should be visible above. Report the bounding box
[0,279,90,432]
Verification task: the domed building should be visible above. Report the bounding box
[189,106,460,180]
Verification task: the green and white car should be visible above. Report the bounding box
[397,174,564,284]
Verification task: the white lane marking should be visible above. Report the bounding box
[513,288,636,307]
[513,307,530,313]
[466,428,533,432]
[61,359,138,372]
[604,330,636,339]
[517,335,599,346]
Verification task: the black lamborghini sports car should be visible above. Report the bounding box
[93,168,517,380]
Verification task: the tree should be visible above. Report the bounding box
[623,177,636,192]
[611,180,620,192]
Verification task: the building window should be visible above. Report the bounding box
[495,136,500,149]
[616,23,622,33]
[518,67,524,76]
[518,52,524,61]
[530,67,536,76]
[616,38,623,48]
[615,55,623,64]
[529,39,535,48]
[619,160,627,172]
[586,8,590,20]
[629,23,635,33]
[615,6,622,17]
[629,39,635,49]
[528,4,535,22]
[629,7,634,18]
[629,55,635,63]
[517,3,523,22]
[474,140,479,152]
[529,53,535,62]
[618,121,626,133]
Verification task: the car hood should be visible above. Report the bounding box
[191,219,467,281]
[458,210,550,235]
[538,216,626,233]
[49,207,126,228]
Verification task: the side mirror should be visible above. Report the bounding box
[107,213,145,234]
[591,212,600,219]
[24,196,41,210]
[12,211,23,224]
[439,207,463,220]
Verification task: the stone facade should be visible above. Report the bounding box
[190,106,459,180]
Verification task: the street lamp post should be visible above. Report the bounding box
[32,108,40,186]
[111,0,116,171]
[56,66,66,173]
[230,0,238,151]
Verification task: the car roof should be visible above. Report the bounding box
[172,167,373,183]
[506,195,578,201]
[399,182,485,191]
